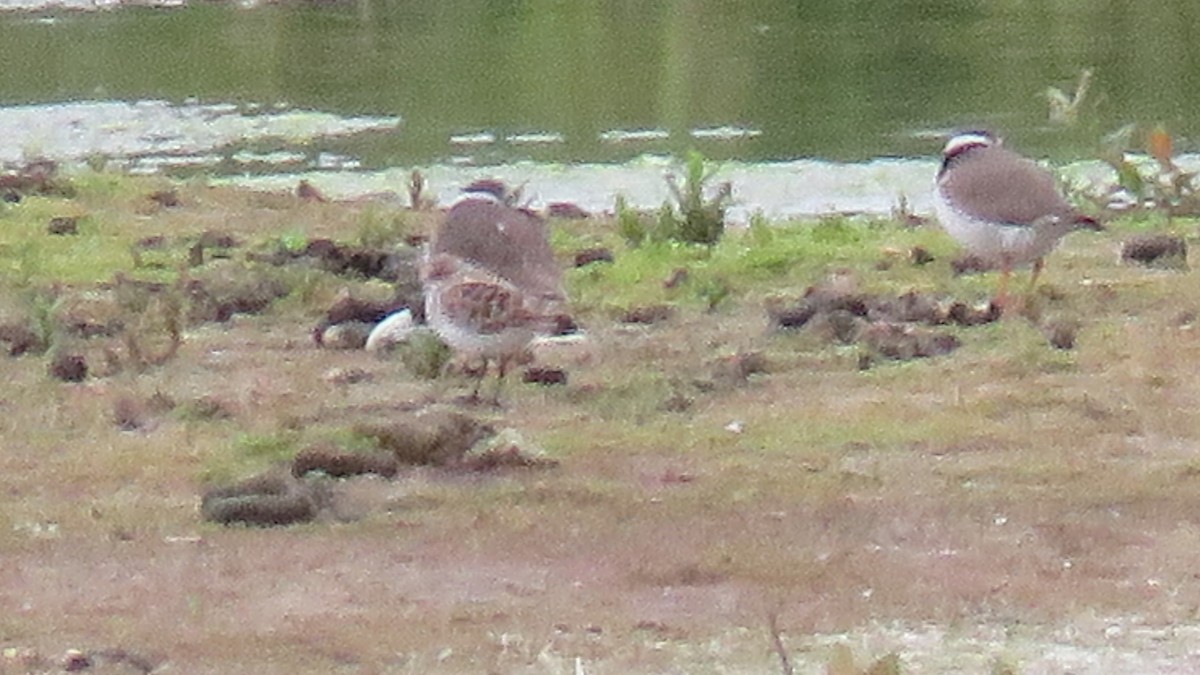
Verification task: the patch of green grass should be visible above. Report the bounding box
[200,430,300,484]
[564,216,960,316]
[355,206,410,249]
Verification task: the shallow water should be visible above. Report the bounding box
[1,1,1196,218]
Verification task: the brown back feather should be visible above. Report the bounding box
[940,145,1078,226]
[433,199,565,308]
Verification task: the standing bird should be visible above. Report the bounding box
[432,179,566,318]
[934,131,1102,312]
[421,252,541,405]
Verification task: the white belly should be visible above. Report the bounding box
[933,188,1062,268]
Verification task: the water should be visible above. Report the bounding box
[0,0,1197,217]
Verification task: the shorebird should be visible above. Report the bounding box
[934,131,1102,311]
[421,252,542,405]
[432,179,566,318]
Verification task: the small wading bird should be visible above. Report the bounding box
[421,252,541,405]
[432,179,566,318]
[934,131,1103,312]
[421,179,571,404]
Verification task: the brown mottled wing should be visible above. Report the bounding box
[434,200,565,305]
[940,146,1075,226]
[445,281,528,335]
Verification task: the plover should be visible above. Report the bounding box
[432,179,566,318]
[421,252,542,404]
[934,131,1102,311]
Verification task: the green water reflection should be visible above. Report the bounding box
[0,0,1197,166]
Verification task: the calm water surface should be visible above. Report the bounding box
[0,0,1197,215]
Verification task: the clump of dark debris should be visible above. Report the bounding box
[202,409,554,527]
[1121,233,1188,269]
[621,304,674,325]
[292,443,400,479]
[767,269,1081,360]
[201,470,329,527]
[353,409,495,466]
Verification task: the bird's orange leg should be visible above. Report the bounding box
[993,257,1013,315]
[1027,257,1045,295]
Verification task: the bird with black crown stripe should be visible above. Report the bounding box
[933,131,1103,313]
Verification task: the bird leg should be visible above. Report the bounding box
[1028,257,1045,292]
[993,256,1013,316]
[467,357,489,404]
[1017,257,1047,320]
[489,357,512,407]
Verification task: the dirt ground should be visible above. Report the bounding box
[4,182,1200,673]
